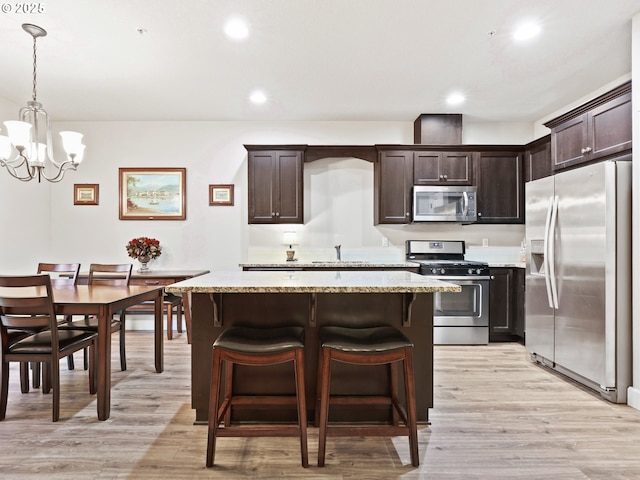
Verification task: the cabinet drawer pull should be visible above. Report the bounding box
[145,280,160,285]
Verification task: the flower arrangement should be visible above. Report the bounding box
[125,237,162,260]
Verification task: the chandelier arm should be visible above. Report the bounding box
[0,159,37,182]
[39,160,78,183]
[0,150,29,169]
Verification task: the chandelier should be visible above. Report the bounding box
[0,24,85,183]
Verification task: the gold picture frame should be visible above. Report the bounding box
[119,167,186,220]
[74,183,99,205]
[209,184,234,206]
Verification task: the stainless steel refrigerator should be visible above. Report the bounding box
[525,160,632,403]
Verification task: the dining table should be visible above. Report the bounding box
[51,284,163,420]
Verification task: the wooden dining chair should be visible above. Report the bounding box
[36,263,81,374]
[37,263,80,286]
[59,263,132,371]
[0,274,97,422]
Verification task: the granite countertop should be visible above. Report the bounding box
[165,270,460,294]
[487,262,526,269]
[240,261,420,269]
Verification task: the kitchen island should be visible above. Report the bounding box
[165,270,459,424]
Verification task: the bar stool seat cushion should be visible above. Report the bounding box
[214,326,304,354]
[320,325,413,353]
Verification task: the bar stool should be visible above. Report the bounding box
[206,325,308,468]
[315,325,419,467]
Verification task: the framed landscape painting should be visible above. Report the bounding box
[209,184,234,206]
[74,183,99,205]
[119,167,186,220]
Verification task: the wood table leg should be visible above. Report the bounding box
[97,304,111,421]
[155,292,163,373]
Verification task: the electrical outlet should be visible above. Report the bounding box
[382,237,389,247]
[482,238,489,247]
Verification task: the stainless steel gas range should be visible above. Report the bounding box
[406,240,490,345]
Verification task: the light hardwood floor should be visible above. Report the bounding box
[1,333,640,479]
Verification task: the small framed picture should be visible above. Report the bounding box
[209,184,234,206]
[74,184,99,205]
[119,167,187,220]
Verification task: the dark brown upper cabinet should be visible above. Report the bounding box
[474,150,524,224]
[545,81,631,171]
[413,150,473,185]
[374,150,414,225]
[246,145,304,224]
[524,135,552,182]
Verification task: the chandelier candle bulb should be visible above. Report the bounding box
[3,121,31,148]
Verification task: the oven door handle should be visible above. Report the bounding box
[426,275,491,282]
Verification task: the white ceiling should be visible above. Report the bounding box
[0,0,637,123]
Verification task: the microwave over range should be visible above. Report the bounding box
[412,185,477,222]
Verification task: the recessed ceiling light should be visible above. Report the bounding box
[446,92,465,106]
[249,90,267,104]
[513,21,541,41]
[224,17,249,40]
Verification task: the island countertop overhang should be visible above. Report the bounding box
[165,270,461,294]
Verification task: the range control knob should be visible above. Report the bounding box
[440,268,445,274]
[431,268,438,274]
[468,268,474,274]
[476,268,482,274]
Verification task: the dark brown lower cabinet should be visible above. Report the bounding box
[489,267,524,343]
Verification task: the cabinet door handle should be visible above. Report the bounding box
[443,174,448,180]
[406,212,410,216]
[439,174,443,180]
[584,147,592,153]
[275,212,280,216]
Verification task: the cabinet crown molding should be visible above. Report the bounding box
[544,80,631,129]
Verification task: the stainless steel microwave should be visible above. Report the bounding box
[412,185,477,222]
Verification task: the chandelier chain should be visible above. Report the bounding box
[31,34,38,102]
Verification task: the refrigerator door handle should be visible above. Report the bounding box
[543,196,555,308]
[548,195,560,309]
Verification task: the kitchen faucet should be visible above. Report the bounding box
[334,245,341,261]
